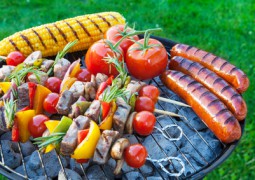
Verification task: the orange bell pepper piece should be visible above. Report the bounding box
[33,84,51,114]
[60,77,77,93]
[69,60,81,78]
[99,100,117,130]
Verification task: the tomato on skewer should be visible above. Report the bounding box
[124,144,148,168]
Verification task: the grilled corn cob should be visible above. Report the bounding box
[0,12,125,57]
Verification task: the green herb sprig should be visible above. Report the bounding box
[3,94,17,129]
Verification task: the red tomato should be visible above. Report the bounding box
[126,38,168,80]
[45,77,62,93]
[124,144,148,168]
[43,93,59,114]
[104,25,139,56]
[6,51,25,66]
[76,68,91,82]
[28,114,49,138]
[139,85,160,103]
[85,39,123,76]
[133,111,156,136]
[135,96,155,112]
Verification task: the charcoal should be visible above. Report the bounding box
[15,163,44,178]
[140,161,154,176]
[124,171,145,180]
[143,136,166,160]
[11,141,19,152]
[58,168,82,180]
[27,151,41,170]
[106,158,116,169]
[20,141,36,157]
[102,164,115,179]
[86,165,106,180]
[42,150,68,178]
[24,155,31,162]
[122,161,135,173]
[1,140,21,169]
[70,158,90,176]
[0,131,12,140]
[147,176,163,180]
[14,166,26,176]
[175,120,195,140]
[31,176,50,180]
[123,134,138,144]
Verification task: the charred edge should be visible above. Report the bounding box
[224,116,236,125]
[221,86,231,94]
[215,108,229,117]
[185,45,193,53]
[187,62,197,71]
[202,52,211,61]
[95,148,103,159]
[53,23,68,42]
[187,81,199,88]
[45,27,58,43]
[20,34,34,51]
[75,19,92,38]
[211,56,220,65]
[64,21,80,40]
[109,14,119,22]
[230,93,241,100]
[32,29,46,48]
[207,99,221,107]
[199,91,211,100]
[98,14,111,27]
[229,67,238,74]
[194,48,200,55]
[8,39,20,51]
[179,74,189,81]
[213,78,223,86]
[197,67,207,76]
[219,61,228,71]
[204,72,215,80]
[87,17,103,33]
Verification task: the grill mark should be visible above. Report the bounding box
[179,74,189,81]
[202,52,211,60]
[199,91,210,100]
[204,72,214,80]
[187,62,197,71]
[221,86,231,94]
[213,78,223,86]
[207,99,220,107]
[230,93,241,100]
[45,27,58,43]
[211,56,220,65]
[53,23,67,42]
[171,71,180,77]
[190,84,204,94]
[109,14,119,22]
[187,81,198,88]
[20,34,34,51]
[97,14,111,27]
[95,148,103,158]
[179,58,185,66]
[197,67,207,76]
[185,46,193,53]
[8,39,20,51]
[87,17,103,33]
[220,61,228,71]
[194,48,200,55]
[215,108,229,117]
[64,21,80,40]
[229,67,237,74]
[75,19,92,38]
[224,116,235,124]
[32,29,46,48]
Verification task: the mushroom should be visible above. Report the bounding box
[125,112,137,134]
[110,138,130,175]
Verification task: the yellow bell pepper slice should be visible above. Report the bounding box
[33,84,51,114]
[15,110,36,143]
[60,77,77,94]
[71,120,100,159]
[0,82,11,94]
[99,100,117,130]
[45,120,60,133]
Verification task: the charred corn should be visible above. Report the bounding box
[0,12,125,57]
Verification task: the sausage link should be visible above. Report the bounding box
[170,44,249,93]
[160,70,241,143]
[169,56,247,121]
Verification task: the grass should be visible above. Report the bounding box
[0,0,254,179]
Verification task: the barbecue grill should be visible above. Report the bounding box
[0,36,244,179]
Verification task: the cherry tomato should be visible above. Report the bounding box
[43,93,59,114]
[124,144,148,168]
[28,114,49,138]
[133,111,156,136]
[76,68,91,82]
[135,96,155,112]
[139,85,160,103]
[6,51,25,66]
[126,38,168,80]
[104,25,139,56]
[45,77,62,93]
[85,39,123,76]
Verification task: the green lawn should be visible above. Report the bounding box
[0,0,254,179]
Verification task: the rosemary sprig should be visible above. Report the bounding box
[3,94,17,129]
[33,132,66,151]
[47,39,78,76]
[102,85,128,103]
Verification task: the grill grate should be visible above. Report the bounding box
[0,36,244,180]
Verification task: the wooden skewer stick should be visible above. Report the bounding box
[158,96,190,107]
[154,109,183,118]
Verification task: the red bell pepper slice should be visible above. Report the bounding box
[76,159,89,164]
[95,82,108,100]
[101,101,111,120]
[105,75,114,86]
[20,106,31,111]
[28,82,37,108]
[12,119,19,142]
[77,129,90,144]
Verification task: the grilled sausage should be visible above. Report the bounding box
[169,56,247,121]
[171,44,249,93]
[160,70,241,143]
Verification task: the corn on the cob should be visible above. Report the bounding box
[0,12,125,57]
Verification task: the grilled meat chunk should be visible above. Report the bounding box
[126,80,146,95]
[54,58,71,79]
[95,73,108,88]
[61,115,90,155]
[69,81,85,100]
[40,60,54,72]
[56,90,74,115]
[68,96,91,119]
[0,65,15,81]
[24,51,42,66]
[28,72,48,86]
[17,83,29,110]
[84,100,101,123]
[0,106,8,135]
[113,98,131,135]
[93,130,120,164]
[84,82,96,101]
